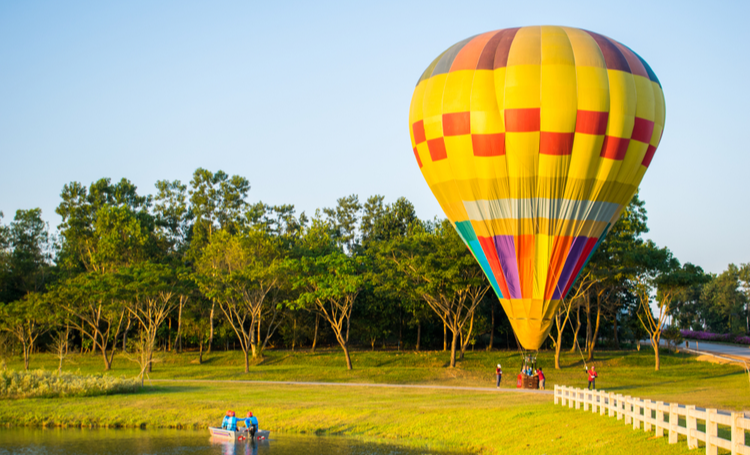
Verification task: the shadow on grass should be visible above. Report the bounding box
[140,384,201,394]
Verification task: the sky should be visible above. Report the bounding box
[0,0,748,274]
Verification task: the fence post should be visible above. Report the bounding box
[656,401,665,437]
[575,389,581,410]
[554,385,559,405]
[569,387,574,409]
[599,390,606,415]
[668,403,678,444]
[608,392,615,417]
[686,405,697,449]
[633,397,641,430]
[706,408,717,455]
[583,389,589,411]
[644,400,652,432]
[617,394,624,420]
[731,412,742,455]
[625,396,632,425]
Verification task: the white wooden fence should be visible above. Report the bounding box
[554,385,750,454]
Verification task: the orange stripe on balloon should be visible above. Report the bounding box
[505,108,540,132]
[544,236,575,300]
[516,235,535,299]
[472,133,505,156]
[478,236,512,298]
[540,132,575,155]
[575,110,609,135]
[450,31,499,71]
[442,112,471,136]
[413,147,423,168]
[412,120,426,144]
[631,117,655,144]
[427,137,448,161]
[600,136,629,160]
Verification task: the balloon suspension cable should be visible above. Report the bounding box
[564,303,588,371]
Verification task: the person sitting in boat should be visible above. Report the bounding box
[221,410,237,431]
[244,412,259,436]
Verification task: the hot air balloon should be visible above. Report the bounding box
[408,26,665,351]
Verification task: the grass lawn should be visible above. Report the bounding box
[5,346,748,410]
[2,347,747,454]
[0,381,701,454]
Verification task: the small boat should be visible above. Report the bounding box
[209,427,270,441]
[209,427,246,440]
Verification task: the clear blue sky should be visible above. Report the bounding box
[1,0,747,274]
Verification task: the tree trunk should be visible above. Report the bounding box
[244,347,250,373]
[102,343,112,371]
[208,302,215,353]
[174,299,184,353]
[488,303,495,352]
[570,305,581,353]
[449,329,458,368]
[651,335,660,371]
[416,321,421,352]
[342,342,353,370]
[23,341,30,371]
[398,304,402,351]
[587,301,602,362]
[443,323,447,351]
[613,315,620,350]
[311,313,319,353]
[122,317,131,352]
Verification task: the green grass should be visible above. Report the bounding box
[0,381,700,454]
[1,347,747,454]
[5,347,748,410]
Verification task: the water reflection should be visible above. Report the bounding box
[0,428,459,455]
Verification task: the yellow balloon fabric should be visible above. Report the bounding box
[408,26,665,350]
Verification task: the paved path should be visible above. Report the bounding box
[647,339,750,363]
[684,341,750,361]
[149,378,553,395]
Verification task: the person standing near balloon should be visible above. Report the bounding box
[586,366,598,390]
[495,364,502,387]
[536,367,545,390]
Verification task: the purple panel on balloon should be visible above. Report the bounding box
[552,236,590,300]
[493,235,522,299]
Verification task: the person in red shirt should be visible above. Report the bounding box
[536,367,545,390]
[586,366,598,390]
[495,364,502,387]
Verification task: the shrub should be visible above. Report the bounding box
[0,369,140,399]
[680,330,750,346]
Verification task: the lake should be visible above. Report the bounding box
[0,428,458,455]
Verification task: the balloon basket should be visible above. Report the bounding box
[522,376,539,390]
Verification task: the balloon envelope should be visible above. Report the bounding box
[408,26,665,350]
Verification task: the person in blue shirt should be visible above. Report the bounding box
[221,410,237,431]
[244,412,259,437]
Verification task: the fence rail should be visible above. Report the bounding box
[554,385,750,455]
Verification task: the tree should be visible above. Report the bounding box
[393,221,490,367]
[0,293,53,370]
[1,209,53,303]
[188,168,250,352]
[550,271,598,369]
[195,229,284,371]
[53,273,127,371]
[122,262,184,381]
[701,264,747,334]
[291,219,364,370]
[632,243,705,371]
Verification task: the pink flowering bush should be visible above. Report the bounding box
[681,330,750,345]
